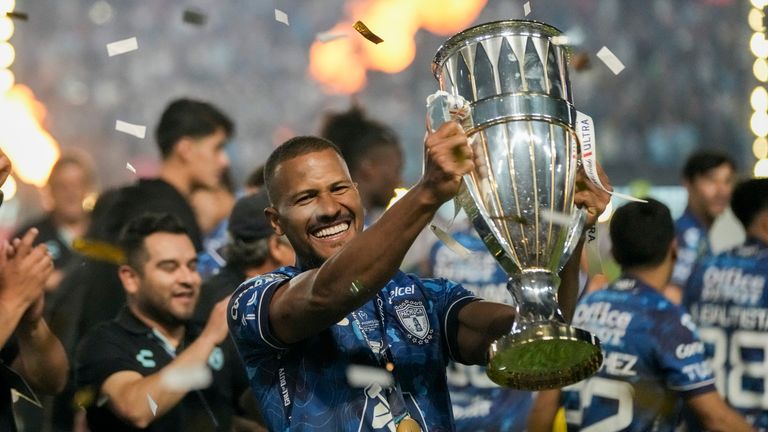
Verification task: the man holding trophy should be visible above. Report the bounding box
[228,20,610,431]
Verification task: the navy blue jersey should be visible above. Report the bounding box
[684,237,768,430]
[671,208,710,287]
[430,229,533,432]
[228,266,478,432]
[562,275,715,432]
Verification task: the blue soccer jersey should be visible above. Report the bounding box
[671,208,710,287]
[228,266,478,432]
[684,237,768,430]
[562,275,716,432]
[430,229,533,432]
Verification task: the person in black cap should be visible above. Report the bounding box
[195,190,295,320]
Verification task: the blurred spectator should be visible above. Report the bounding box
[46,98,234,431]
[528,199,751,432]
[319,104,403,224]
[75,213,257,431]
[243,165,265,196]
[191,170,237,279]
[195,190,294,320]
[13,150,96,293]
[683,179,768,430]
[664,151,736,303]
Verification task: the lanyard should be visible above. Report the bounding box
[350,293,413,428]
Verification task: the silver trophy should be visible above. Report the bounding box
[432,20,602,390]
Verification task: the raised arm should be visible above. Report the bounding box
[266,123,474,345]
[98,298,229,428]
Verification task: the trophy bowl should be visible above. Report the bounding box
[433,20,603,390]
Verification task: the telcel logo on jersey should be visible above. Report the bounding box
[389,284,415,298]
[702,267,765,305]
[675,341,705,359]
[573,302,633,344]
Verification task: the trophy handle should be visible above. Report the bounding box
[556,208,587,273]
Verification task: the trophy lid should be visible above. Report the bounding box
[432,19,568,80]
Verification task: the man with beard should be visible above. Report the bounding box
[228,119,611,431]
[664,151,736,303]
[76,213,252,431]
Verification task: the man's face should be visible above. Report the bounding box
[686,163,736,219]
[48,163,90,223]
[188,128,230,190]
[365,145,403,209]
[132,232,201,326]
[267,149,364,269]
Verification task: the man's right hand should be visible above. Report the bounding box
[201,297,230,346]
[418,121,474,207]
[0,229,52,312]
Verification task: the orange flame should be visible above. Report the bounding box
[308,0,487,94]
[0,84,60,187]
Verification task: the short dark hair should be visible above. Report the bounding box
[319,105,400,172]
[263,136,342,203]
[245,165,265,190]
[610,198,675,269]
[118,213,189,273]
[155,99,234,159]
[731,178,768,229]
[682,151,736,182]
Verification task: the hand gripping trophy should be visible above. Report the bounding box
[431,20,603,390]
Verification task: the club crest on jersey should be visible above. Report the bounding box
[395,300,433,343]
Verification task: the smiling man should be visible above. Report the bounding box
[76,213,252,431]
[228,122,611,431]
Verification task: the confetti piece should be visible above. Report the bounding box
[126,162,136,173]
[106,37,139,57]
[316,31,348,43]
[72,238,125,265]
[274,9,289,26]
[115,120,146,138]
[596,46,625,75]
[353,21,384,44]
[541,209,574,227]
[182,9,207,26]
[346,365,393,388]
[5,11,28,21]
[523,2,531,16]
[429,225,471,257]
[161,364,212,391]
[147,394,157,416]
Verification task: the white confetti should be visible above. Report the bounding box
[161,364,212,392]
[523,2,531,16]
[115,120,146,139]
[316,31,348,43]
[541,209,574,227]
[146,393,157,416]
[274,9,289,26]
[430,225,471,257]
[126,162,136,173]
[106,37,138,57]
[596,46,625,75]
[346,365,393,389]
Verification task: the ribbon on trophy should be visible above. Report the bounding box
[425,91,473,257]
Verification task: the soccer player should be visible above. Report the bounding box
[228,119,611,431]
[664,151,736,303]
[684,178,768,430]
[528,199,751,432]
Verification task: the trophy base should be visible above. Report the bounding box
[486,321,602,390]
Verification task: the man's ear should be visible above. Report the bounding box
[118,265,140,295]
[175,137,195,163]
[265,206,284,236]
[669,238,678,262]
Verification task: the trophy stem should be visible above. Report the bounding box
[485,270,603,390]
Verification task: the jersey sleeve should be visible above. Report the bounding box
[424,278,480,365]
[227,272,292,359]
[75,326,146,392]
[652,308,716,398]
